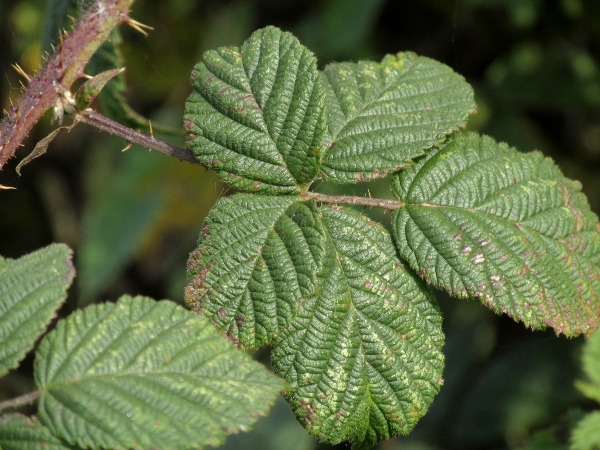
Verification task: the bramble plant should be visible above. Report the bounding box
[0,1,599,449]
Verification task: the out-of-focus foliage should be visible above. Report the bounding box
[1,0,599,449]
[570,330,600,450]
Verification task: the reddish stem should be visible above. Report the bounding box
[77,109,198,164]
[0,0,137,170]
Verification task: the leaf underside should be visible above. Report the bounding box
[320,52,475,183]
[271,206,444,449]
[185,194,326,349]
[0,244,74,377]
[34,296,284,450]
[185,26,327,194]
[392,132,600,337]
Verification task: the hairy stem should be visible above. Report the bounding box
[0,0,137,169]
[0,390,41,413]
[77,109,198,164]
[302,191,403,210]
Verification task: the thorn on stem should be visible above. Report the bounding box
[11,64,30,83]
[125,18,153,36]
[58,29,66,69]
[121,143,133,152]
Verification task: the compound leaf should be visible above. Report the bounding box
[0,244,74,377]
[272,206,444,449]
[392,132,600,337]
[320,52,475,183]
[185,26,327,194]
[34,295,284,450]
[185,194,325,349]
[0,415,79,450]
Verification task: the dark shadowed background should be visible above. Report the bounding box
[1,0,599,448]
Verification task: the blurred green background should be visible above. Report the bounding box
[1,0,600,449]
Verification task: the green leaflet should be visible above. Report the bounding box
[0,415,79,450]
[185,26,327,194]
[186,196,446,447]
[75,68,124,110]
[320,52,475,183]
[34,295,284,450]
[392,132,600,337]
[185,194,325,349]
[0,244,75,377]
[272,206,444,449]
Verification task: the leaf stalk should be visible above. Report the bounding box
[0,390,40,413]
[301,191,403,210]
[76,109,198,164]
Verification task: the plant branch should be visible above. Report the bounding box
[0,0,138,170]
[302,191,403,210]
[60,109,409,209]
[0,390,40,413]
[76,109,199,165]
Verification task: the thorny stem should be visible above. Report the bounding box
[301,191,403,210]
[77,109,198,165]
[0,0,137,169]
[0,390,40,413]
[0,0,400,210]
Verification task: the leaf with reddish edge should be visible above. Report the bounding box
[392,132,600,337]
